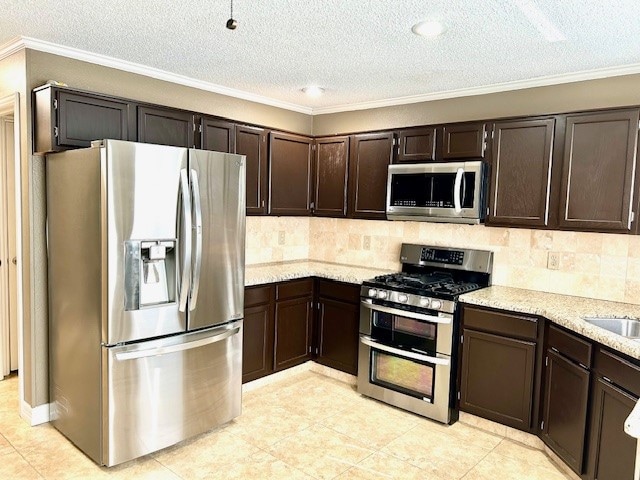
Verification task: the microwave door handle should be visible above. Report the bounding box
[178,168,192,312]
[189,169,203,311]
[454,167,464,213]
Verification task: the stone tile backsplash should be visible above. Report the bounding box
[246,217,640,305]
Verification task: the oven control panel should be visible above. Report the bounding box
[420,248,464,265]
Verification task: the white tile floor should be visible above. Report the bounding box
[0,371,571,479]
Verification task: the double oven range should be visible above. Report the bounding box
[358,244,493,424]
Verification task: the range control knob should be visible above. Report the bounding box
[419,297,430,308]
[378,290,388,299]
[368,288,378,298]
[431,299,442,310]
[398,293,408,303]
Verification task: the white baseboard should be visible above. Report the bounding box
[20,399,50,426]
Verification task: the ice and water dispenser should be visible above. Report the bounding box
[124,240,177,310]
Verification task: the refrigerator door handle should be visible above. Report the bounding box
[189,169,203,310]
[178,168,192,312]
[114,326,240,361]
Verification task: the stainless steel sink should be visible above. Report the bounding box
[582,317,640,339]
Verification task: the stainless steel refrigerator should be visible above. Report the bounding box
[46,140,245,466]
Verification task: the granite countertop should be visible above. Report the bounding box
[460,285,640,360]
[245,260,392,287]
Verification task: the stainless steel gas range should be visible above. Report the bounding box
[357,243,493,424]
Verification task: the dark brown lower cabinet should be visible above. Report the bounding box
[460,328,536,430]
[242,285,275,383]
[540,349,590,474]
[274,280,313,371]
[317,298,358,374]
[587,378,637,480]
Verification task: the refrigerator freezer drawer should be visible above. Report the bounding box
[103,321,242,466]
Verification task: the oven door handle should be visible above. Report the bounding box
[360,336,451,366]
[360,301,452,324]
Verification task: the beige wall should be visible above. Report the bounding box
[22,49,315,408]
[245,217,640,305]
[27,50,313,135]
[11,48,640,409]
[312,74,640,135]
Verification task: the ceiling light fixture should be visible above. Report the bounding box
[226,0,237,30]
[513,0,565,42]
[411,20,445,38]
[302,86,324,97]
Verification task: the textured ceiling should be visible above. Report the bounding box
[1,0,640,113]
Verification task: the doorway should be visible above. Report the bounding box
[0,93,21,385]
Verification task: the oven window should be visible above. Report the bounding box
[371,350,435,402]
[394,316,436,338]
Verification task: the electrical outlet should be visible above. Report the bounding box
[547,252,560,270]
[278,231,285,245]
[363,235,371,250]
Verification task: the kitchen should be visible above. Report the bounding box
[2,1,640,479]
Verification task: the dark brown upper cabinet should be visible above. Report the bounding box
[442,123,487,159]
[236,125,268,215]
[137,106,195,148]
[268,132,314,216]
[348,132,395,219]
[395,127,437,163]
[34,86,134,154]
[559,109,639,232]
[200,117,235,153]
[314,136,349,217]
[488,118,555,227]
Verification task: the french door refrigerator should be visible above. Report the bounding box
[46,140,245,466]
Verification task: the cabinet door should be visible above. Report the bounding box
[396,127,436,163]
[488,119,555,227]
[137,106,194,147]
[57,90,131,149]
[201,117,235,153]
[236,126,268,215]
[541,349,590,475]
[442,123,486,159]
[314,136,349,217]
[559,109,639,231]
[460,329,536,430]
[242,302,274,383]
[274,296,313,371]
[348,132,394,219]
[269,132,314,216]
[317,297,359,375]
[587,378,637,480]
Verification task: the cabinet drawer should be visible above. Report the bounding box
[547,325,592,368]
[317,279,360,304]
[245,284,273,307]
[463,306,538,341]
[276,278,313,300]
[594,347,640,395]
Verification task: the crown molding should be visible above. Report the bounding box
[310,63,640,115]
[1,36,313,115]
[3,36,640,117]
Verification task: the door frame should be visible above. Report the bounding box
[0,110,11,377]
[0,93,24,403]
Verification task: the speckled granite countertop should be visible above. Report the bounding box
[245,260,392,287]
[460,286,640,360]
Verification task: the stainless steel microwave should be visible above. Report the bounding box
[386,161,487,224]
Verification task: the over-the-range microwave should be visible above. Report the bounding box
[386,160,488,224]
